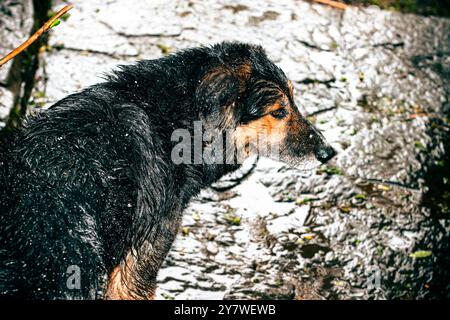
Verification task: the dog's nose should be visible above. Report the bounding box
[314,145,336,164]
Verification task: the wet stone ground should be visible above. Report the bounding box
[1,0,449,299]
[0,0,33,122]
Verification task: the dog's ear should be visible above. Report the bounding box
[195,64,250,130]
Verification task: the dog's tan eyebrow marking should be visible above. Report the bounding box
[201,66,232,82]
[288,80,294,98]
[200,63,251,92]
[235,63,251,80]
[202,63,251,82]
[266,99,288,113]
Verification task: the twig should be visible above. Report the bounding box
[312,0,347,10]
[0,4,73,68]
[306,106,337,117]
[358,177,421,192]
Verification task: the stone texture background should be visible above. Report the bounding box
[0,0,33,122]
[0,0,449,299]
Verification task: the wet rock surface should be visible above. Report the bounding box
[1,0,449,299]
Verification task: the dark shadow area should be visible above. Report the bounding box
[415,51,450,298]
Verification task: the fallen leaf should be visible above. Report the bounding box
[409,250,432,259]
[302,233,316,240]
[339,206,351,213]
[377,184,392,191]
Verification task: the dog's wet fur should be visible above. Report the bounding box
[0,42,335,299]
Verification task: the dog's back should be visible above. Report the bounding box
[1,93,104,298]
[0,46,216,299]
[0,85,156,298]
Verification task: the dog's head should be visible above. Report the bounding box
[195,42,336,169]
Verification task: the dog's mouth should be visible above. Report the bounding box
[278,143,337,171]
[280,154,324,172]
[296,157,324,171]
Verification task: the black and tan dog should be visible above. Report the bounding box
[0,42,335,299]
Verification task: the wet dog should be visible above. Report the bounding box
[0,42,335,299]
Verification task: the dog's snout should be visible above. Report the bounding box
[315,145,336,164]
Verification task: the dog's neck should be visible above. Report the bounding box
[200,163,242,186]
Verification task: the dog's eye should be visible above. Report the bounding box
[269,108,288,119]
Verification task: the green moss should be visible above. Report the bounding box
[330,40,338,51]
[414,141,426,151]
[161,292,175,300]
[296,197,316,205]
[358,72,365,82]
[274,278,284,286]
[435,160,445,167]
[224,213,241,226]
[339,206,351,213]
[157,44,171,55]
[317,166,343,176]
[354,194,367,201]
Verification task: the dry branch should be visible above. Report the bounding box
[0,4,73,68]
[312,0,347,10]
